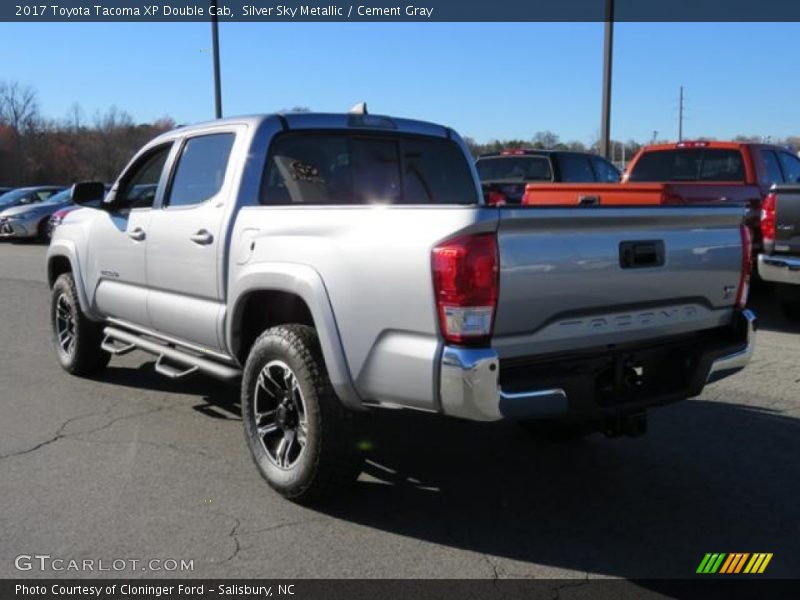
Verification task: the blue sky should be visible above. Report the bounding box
[1,21,798,144]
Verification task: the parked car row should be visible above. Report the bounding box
[0,184,107,241]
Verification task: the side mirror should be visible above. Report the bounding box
[71,181,107,207]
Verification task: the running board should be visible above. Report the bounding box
[102,326,241,382]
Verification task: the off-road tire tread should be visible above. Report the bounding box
[242,324,362,503]
[51,273,110,376]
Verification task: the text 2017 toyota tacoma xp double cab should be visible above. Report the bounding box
[47,110,756,502]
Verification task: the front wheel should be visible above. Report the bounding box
[50,273,110,375]
[241,324,363,503]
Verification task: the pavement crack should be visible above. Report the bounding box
[550,573,590,600]
[0,404,170,461]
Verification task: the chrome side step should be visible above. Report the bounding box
[102,326,241,382]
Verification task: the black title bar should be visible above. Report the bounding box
[4,0,800,22]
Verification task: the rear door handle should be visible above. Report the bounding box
[190,229,214,245]
[128,228,146,241]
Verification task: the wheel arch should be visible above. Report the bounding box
[227,263,363,411]
[46,242,98,319]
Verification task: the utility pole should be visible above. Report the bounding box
[210,1,223,119]
[599,0,614,159]
[678,86,684,141]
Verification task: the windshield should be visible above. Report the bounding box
[475,156,552,182]
[629,149,745,182]
[0,188,34,206]
[42,189,72,205]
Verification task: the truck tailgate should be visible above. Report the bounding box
[773,185,800,255]
[493,206,746,359]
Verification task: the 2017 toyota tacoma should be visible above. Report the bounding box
[47,109,756,502]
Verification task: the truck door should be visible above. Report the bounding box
[86,142,174,327]
[145,130,237,351]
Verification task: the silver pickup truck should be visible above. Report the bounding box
[758,185,800,321]
[47,110,756,502]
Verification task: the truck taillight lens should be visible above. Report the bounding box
[432,233,499,346]
[736,224,752,309]
[761,192,776,243]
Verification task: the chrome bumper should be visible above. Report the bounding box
[758,254,800,286]
[439,347,566,422]
[706,309,757,384]
[439,309,757,422]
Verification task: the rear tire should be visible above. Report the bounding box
[51,273,110,376]
[241,324,363,503]
[37,218,50,242]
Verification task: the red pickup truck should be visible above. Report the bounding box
[521,141,800,253]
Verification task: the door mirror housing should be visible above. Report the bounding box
[71,181,107,207]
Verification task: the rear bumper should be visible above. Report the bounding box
[439,309,756,422]
[758,254,800,286]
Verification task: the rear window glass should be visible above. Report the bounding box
[629,149,745,182]
[260,133,478,205]
[475,156,552,182]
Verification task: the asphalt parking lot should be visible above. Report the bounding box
[0,242,798,580]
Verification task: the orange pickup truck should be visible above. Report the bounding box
[521,140,800,253]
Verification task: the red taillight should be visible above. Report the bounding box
[736,224,752,309]
[761,192,776,244]
[486,190,506,206]
[432,233,499,346]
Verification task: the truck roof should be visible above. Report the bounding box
[477,149,581,159]
[640,140,784,152]
[164,112,452,140]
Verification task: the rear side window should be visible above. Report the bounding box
[558,154,595,182]
[779,152,800,184]
[629,149,744,182]
[591,156,621,182]
[260,133,478,205]
[166,133,235,208]
[758,150,784,186]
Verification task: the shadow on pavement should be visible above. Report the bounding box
[92,361,241,420]
[317,399,799,578]
[748,282,800,334]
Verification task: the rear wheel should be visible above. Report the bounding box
[241,324,363,503]
[51,273,110,375]
[37,218,49,242]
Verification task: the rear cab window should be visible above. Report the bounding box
[475,156,552,182]
[260,133,478,205]
[629,149,745,182]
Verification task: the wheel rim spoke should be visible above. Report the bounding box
[253,359,308,470]
[54,293,75,358]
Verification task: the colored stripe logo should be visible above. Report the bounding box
[697,553,773,574]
